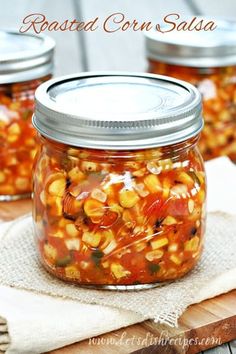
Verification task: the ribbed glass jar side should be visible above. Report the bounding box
[0,75,51,200]
[33,135,206,289]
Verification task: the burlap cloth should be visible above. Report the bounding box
[0,212,236,331]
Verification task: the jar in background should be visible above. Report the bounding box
[33,73,206,290]
[0,30,55,200]
[145,19,236,162]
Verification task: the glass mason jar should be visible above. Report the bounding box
[33,73,206,290]
[145,19,236,162]
[0,30,55,200]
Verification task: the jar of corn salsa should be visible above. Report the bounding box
[33,73,206,290]
[0,30,55,200]
[145,19,236,162]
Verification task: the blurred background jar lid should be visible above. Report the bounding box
[145,18,236,67]
[0,29,55,84]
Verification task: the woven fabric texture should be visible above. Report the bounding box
[0,212,236,331]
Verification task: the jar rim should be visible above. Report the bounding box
[33,72,203,150]
[0,29,55,84]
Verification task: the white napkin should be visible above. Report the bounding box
[0,286,143,354]
[206,157,236,214]
[1,156,236,354]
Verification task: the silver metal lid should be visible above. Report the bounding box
[33,72,203,150]
[0,30,55,84]
[145,18,236,67]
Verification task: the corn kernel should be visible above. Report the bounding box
[134,183,149,197]
[133,168,146,177]
[19,165,30,177]
[151,237,169,250]
[68,184,81,198]
[176,172,194,187]
[158,159,173,171]
[9,102,20,110]
[0,185,14,194]
[168,243,178,252]
[84,199,105,218]
[68,167,85,183]
[25,138,35,146]
[6,156,18,166]
[44,244,57,261]
[40,191,46,206]
[102,185,116,199]
[80,261,90,270]
[15,177,29,191]
[144,175,162,193]
[58,219,71,228]
[162,178,171,199]
[47,196,63,216]
[52,230,64,238]
[56,197,63,215]
[65,266,81,279]
[111,263,131,279]
[8,123,21,135]
[7,135,18,143]
[135,242,146,252]
[198,190,205,203]
[169,254,182,265]
[184,236,200,252]
[145,249,164,261]
[82,231,101,247]
[188,199,195,214]
[65,238,81,251]
[119,189,139,208]
[147,161,161,174]
[48,178,66,197]
[170,184,188,198]
[103,239,117,255]
[163,216,177,225]
[91,188,107,203]
[66,224,79,238]
[102,261,109,269]
[80,161,98,172]
[125,161,141,169]
[67,148,79,157]
[109,203,123,216]
[0,172,6,183]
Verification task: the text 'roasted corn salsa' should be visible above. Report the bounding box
[145,19,236,162]
[0,30,54,200]
[33,73,206,289]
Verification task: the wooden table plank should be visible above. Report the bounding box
[230,340,236,354]
[0,199,32,221]
[203,343,230,354]
[78,0,192,71]
[1,0,83,76]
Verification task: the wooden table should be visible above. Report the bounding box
[1,0,236,353]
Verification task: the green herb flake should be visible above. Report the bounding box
[149,263,160,275]
[22,109,33,121]
[188,171,201,187]
[91,249,104,267]
[55,255,72,267]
